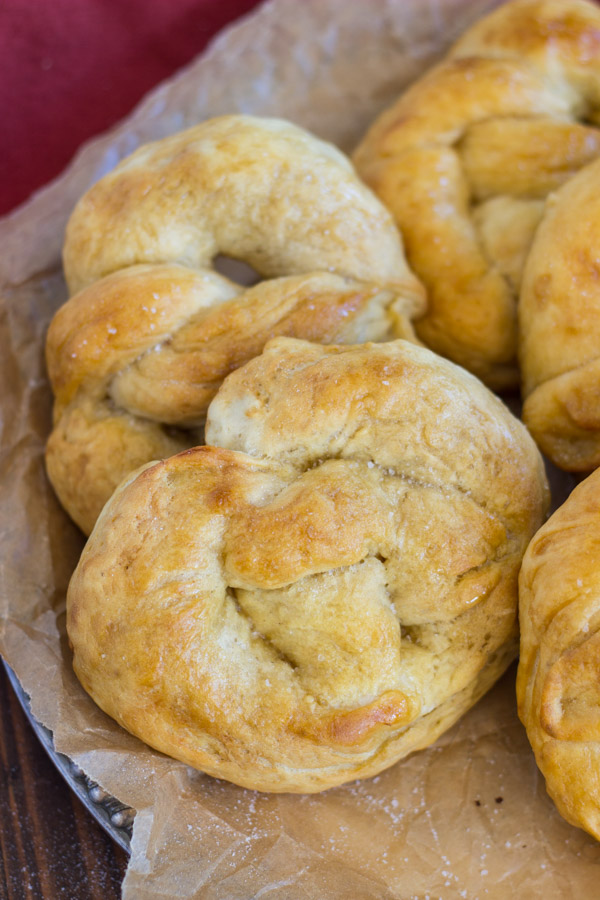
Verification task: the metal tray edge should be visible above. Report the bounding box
[3,659,134,854]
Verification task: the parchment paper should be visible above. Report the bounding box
[2,1,600,897]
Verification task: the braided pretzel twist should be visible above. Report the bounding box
[353,0,600,391]
[518,468,600,839]
[520,155,600,470]
[48,116,423,534]
[67,338,548,792]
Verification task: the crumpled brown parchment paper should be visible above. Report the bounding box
[1,1,600,897]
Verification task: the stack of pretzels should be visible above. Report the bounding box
[48,0,600,821]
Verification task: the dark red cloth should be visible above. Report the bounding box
[0,0,261,215]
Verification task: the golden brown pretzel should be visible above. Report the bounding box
[354,0,600,390]
[67,337,548,792]
[518,468,600,839]
[520,156,600,470]
[48,115,424,533]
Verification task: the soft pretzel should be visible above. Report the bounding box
[354,0,600,390]
[67,337,548,792]
[520,157,600,471]
[48,115,424,534]
[518,468,600,839]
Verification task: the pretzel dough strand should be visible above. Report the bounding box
[353,0,600,389]
[46,266,404,533]
[520,154,600,469]
[518,468,600,838]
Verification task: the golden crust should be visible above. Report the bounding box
[520,157,600,470]
[49,115,424,533]
[518,468,600,839]
[68,338,548,792]
[353,0,600,390]
[63,115,422,299]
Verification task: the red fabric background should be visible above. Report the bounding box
[0,0,261,215]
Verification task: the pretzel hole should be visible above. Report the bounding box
[163,423,199,442]
[213,254,261,286]
[400,625,422,646]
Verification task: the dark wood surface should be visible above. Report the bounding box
[0,664,128,899]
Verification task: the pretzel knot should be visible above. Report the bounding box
[521,156,600,470]
[518,468,600,839]
[354,0,600,390]
[47,116,424,534]
[67,338,548,792]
